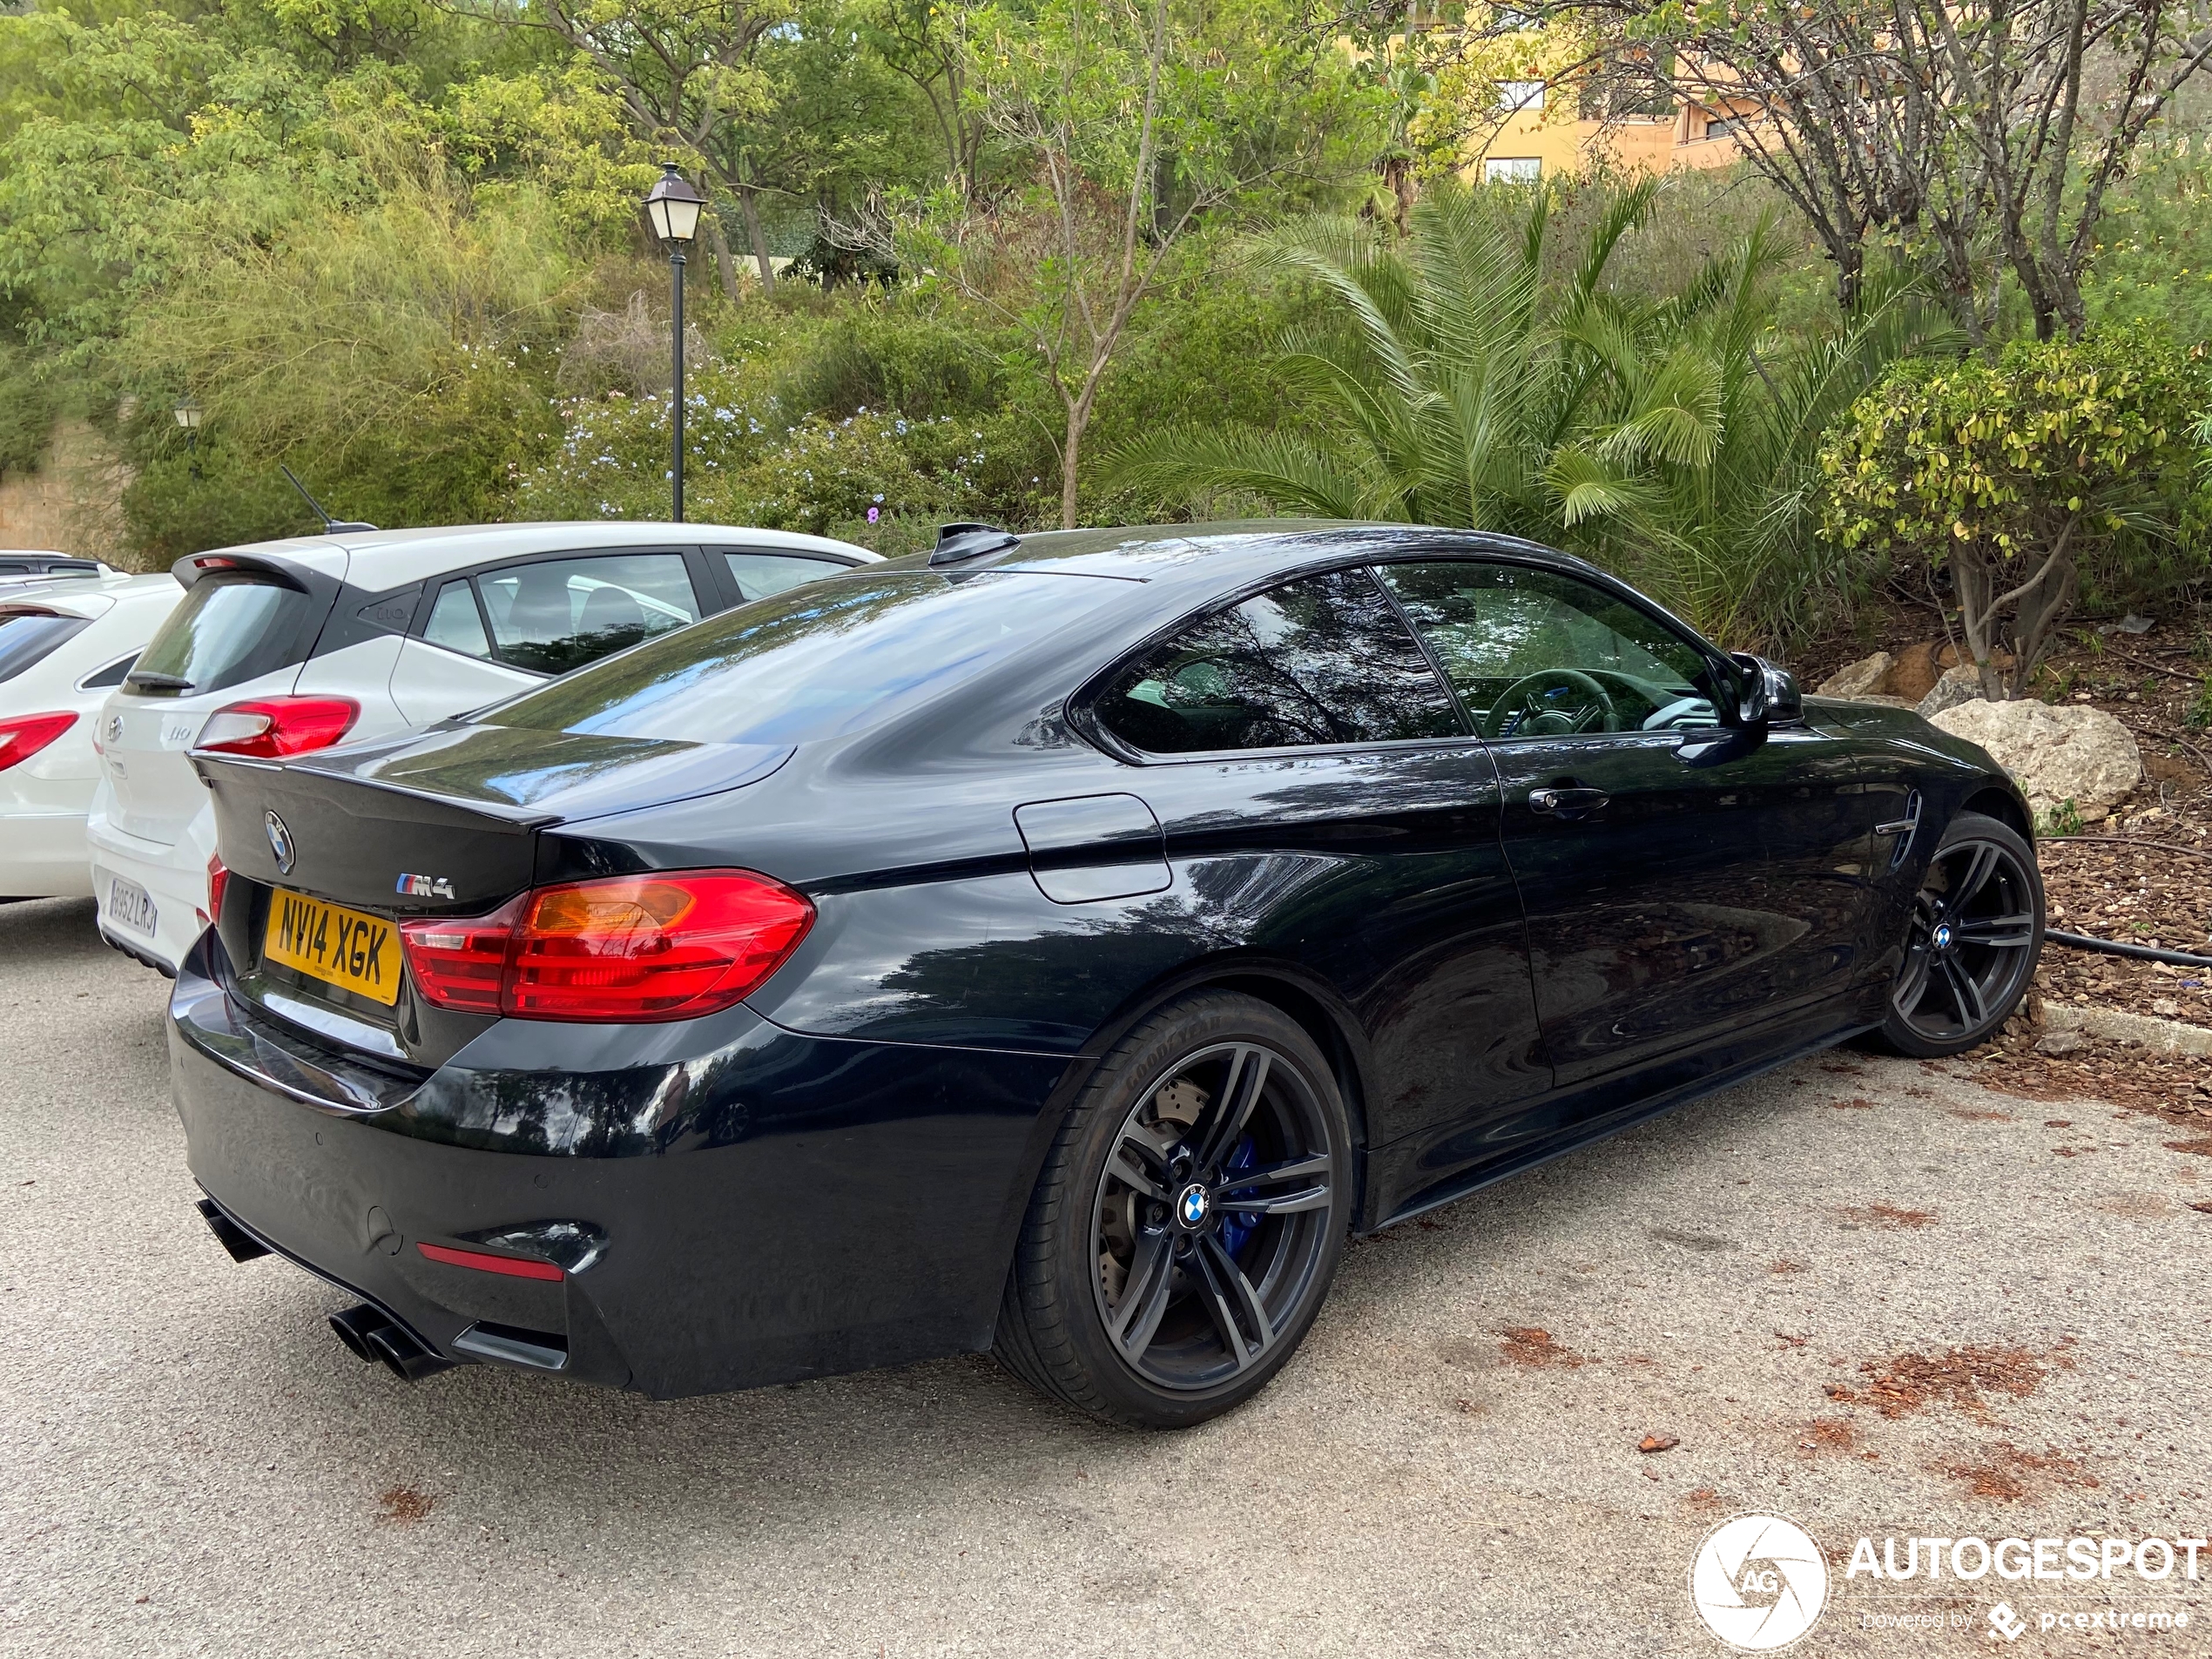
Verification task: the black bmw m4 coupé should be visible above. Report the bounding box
[174,523,2043,1426]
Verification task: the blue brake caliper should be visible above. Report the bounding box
[1219,1136,1259,1258]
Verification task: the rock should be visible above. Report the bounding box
[2034,1028,2085,1057]
[1929,698,2144,823]
[1888,642,1943,704]
[1816,651,1892,699]
[1916,663,1986,718]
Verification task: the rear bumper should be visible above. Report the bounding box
[86,806,212,973]
[168,930,1075,1398]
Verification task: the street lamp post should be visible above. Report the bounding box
[173,398,204,480]
[643,165,705,523]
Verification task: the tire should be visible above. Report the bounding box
[1875,810,2044,1058]
[994,990,1353,1429]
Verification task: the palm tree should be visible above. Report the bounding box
[1109,178,1954,646]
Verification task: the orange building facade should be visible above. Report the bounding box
[1472,91,1757,183]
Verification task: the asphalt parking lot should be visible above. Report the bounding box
[3,894,2208,1657]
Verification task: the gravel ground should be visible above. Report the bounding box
[3,894,2209,1658]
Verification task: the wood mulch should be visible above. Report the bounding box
[1967,1006,2212,1125]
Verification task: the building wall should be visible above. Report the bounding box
[1473,101,1749,183]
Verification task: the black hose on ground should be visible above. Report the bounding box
[2045,928,2212,969]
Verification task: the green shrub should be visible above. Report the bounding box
[1820,324,2207,696]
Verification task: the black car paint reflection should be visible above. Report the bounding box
[170,523,2031,1399]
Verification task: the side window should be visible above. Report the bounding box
[421,580,492,658]
[1094,567,1463,755]
[721,550,842,604]
[1377,561,1719,739]
[78,652,139,691]
[475,553,702,676]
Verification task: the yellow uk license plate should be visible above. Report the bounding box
[263,887,402,1006]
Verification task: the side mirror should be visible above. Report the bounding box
[1728,652,1803,729]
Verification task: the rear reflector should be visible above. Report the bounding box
[195,695,359,759]
[416,1242,564,1281]
[0,711,77,772]
[399,869,814,1023]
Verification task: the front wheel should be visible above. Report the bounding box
[1877,810,2044,1057]
[994,991,1352,1428]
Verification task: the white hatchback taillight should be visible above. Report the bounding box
[195,696,359,759]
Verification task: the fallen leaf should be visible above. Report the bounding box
[1638,1433,1680,1453]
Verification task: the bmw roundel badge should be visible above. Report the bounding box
[265,810,295,874]
[1178,1184,1210,1228]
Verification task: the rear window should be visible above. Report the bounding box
[0,612,90,685]
[477,571,1099,746]
[129,576,316,698]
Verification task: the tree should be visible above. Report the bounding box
[859,0,988,199]
[1820,327,2205,696]
[913,0,1374,529]
[490,0,796,293]
[1108,178,1950,644]
[1559,0,2212,339]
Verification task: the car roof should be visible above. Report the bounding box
[931,520,1610,587]
[0,570,179,619]
[179,522,883,593]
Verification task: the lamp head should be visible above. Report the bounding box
[644,165,705,246]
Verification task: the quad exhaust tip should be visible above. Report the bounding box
[328,1304,457,1382]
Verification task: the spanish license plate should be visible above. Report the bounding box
[263,887,401,1006]
[107,874,158,938]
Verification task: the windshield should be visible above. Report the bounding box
[477,571,1107,747]
[129,576,314,698]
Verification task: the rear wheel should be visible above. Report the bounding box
[1877,811,2043,1057]
[994,991,1352,1428]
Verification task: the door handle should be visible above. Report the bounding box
[1528,786,1609,819]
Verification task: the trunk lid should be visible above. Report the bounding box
[194,721,792,1065]
[197,722,792,914]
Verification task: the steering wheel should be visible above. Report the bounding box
[1482,668,1619,739]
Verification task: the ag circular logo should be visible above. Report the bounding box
[1689,1514,1828,1650]
[1177,1184,1210,1228]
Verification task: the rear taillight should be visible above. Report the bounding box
[202,853,229,930]
[0,711,77,772]
[397,895,525,1015]
[398,871,813,1023]
[195,696,359,759]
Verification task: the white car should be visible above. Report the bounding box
[1,572,185,900]
[86,521,879,973]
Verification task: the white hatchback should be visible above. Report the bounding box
[0,572,185,900]
[86,521,878,973]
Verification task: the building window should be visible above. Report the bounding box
[1704,115,1745,139]
[1496,80,1546,111]
[1492,4,1543,26]
[1484,157,1542,185]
